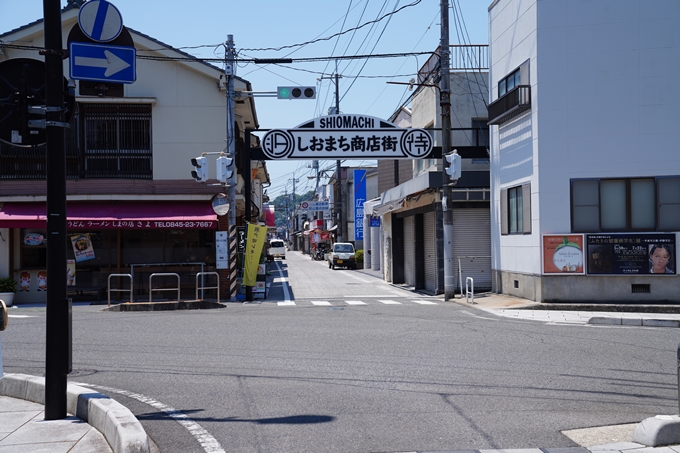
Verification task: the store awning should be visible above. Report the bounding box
[0,201,218,229]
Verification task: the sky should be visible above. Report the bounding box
[0,0,488,200]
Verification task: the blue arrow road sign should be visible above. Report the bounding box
[69,42,136,84]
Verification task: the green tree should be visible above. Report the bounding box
[272,190,315,229]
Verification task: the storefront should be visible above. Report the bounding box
[0,201,218,304]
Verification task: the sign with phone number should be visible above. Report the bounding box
[67,220,217,229]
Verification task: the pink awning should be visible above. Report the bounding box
[0,202,217,229]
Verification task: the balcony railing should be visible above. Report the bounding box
[488,85,531,125]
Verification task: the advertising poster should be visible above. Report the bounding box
[542,235,585,274]
[586,233,676,275]
[71,233,95,262]
[67,260,76,286]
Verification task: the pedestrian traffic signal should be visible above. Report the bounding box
[277,86,316,100]
[191,156,208,182]
[444,152,461,180]
[216,156,233,183]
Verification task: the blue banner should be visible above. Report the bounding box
[354,170,366,241]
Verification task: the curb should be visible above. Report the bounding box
[633,415,680,446]
[0,373,149,453]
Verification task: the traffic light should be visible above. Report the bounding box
[277,86,316,100]
[444,152,461,180]
[191,156,208,182]
[216,156,233,183]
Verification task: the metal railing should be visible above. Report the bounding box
[488,85,531,125]
[107,274,133,307]
[149,273,180,303]
[196,272,220,302]
[465,277,475,305]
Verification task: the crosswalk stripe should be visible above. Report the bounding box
[278,301,296,306]
[345,300,366,305]
[412,300,438,305]
[311,301,331,306]
[378,300,402,305]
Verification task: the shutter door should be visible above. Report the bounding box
[423,211,437,292]
[452,208,492,291]
[403,216,416,287]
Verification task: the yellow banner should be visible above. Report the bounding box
[243,223,267,286]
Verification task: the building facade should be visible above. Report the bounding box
[0,4,266,303]
[488,0,680,302]
[368,48,491,295]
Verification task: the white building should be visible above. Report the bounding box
[489,0,680,302]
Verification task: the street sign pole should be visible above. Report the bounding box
[43,0,69,420]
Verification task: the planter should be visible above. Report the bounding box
[0,292,14,307]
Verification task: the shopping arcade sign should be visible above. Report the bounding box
[260,114,433,160]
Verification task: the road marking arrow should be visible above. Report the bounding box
[74,50,130,77]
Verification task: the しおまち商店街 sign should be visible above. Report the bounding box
[261,114,433,160]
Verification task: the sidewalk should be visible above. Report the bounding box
[0,373,150,453]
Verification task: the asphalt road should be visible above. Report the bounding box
[2,250,679,453]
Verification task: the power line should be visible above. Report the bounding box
[239,0,422,53]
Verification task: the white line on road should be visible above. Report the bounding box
[273,260,291,301]
[73,382,225,453]
[345,300,366,305]
[311,301,331,306]
[412,300,438,305]
[378,300,402,305]
[8,315,35,318]
[278,301,296,306]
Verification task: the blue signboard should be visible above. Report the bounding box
[69,42,136,84]
[354,169,366,241]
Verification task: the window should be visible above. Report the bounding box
[498,68,522,97]
[571,177,680,232]
[80,103,153,179]
[501,182,531,235]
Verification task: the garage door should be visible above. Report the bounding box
[452,208,491,291]
[423,211,437,292]
[403,216,415,287]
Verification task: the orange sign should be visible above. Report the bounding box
[542,235,585,274]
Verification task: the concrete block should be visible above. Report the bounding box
[621,317,642,326]
[633,415,680,446]
[0,373,31,399]
[89,396,149,453]
[114,418,150,453]
[588,317,622,325]
[24,375,46,404]
[642,319,680,328]
[66,383,101,420]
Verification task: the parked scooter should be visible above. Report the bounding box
[314,244,329,261]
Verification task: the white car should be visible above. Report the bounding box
[267,239,286,260]
[328,243,356,270]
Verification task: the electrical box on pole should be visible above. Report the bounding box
[190,156,208,182]
[277,86,316,100]
[444,151,461,181]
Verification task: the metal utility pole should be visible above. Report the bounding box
[225,35,238,301]
[440,0,455,300]
[43,0,69,420]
